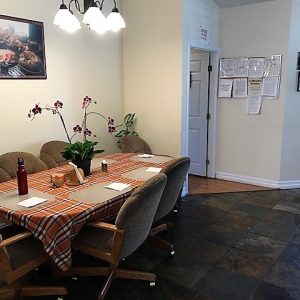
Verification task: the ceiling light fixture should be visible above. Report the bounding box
[53,0,125,34]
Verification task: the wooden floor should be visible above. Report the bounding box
[188,175,273,194]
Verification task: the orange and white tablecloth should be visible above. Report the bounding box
[0,153,175,271]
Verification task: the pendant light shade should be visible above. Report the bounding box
[53,2,70,26]
[60,13,82,33]
[106,7,126,32]
[82,2,106,25]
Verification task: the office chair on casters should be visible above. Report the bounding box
[70,173,167,300]
[149,157,190,257]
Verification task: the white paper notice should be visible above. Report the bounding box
[233,78,248,98]
[105,183,131,191]
[137,154,154,158]
[249,58,265,78]
[247,79,263,114]
[262,76,279,98]
[17,197,48,208]
[234,58,249,77]
[218,79,233,98]
[220,58,235,78]
[264,55,281,77]
[146,167,162,173]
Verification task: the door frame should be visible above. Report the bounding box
[182,46,219,181]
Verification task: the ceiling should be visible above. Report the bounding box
[213,0,274,8]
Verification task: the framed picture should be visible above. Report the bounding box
[297,72,300,92]
[0,15,46,79]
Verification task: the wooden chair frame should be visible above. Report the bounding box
[0,230,67,299]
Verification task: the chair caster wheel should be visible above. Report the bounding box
[71,276,78,281]
[57,297,64,300]
[150,281,156,287]
[168,250,175,257]
[173,209,178,214]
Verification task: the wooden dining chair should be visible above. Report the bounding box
[119,135,152,154]
[40,140,69,169]
[148,157,190,256]
[70,173,167,300]
[0,226,67,299]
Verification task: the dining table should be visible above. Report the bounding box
[0,152,176,272]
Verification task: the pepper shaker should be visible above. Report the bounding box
[101,160,108,172]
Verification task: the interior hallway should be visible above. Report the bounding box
[189,175,273,194]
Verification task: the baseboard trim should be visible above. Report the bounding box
[215,172,300,189]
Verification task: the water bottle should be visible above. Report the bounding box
[17,158,28,195]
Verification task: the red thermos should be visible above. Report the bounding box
[17,158,28,195]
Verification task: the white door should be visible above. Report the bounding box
[188,50,210,176]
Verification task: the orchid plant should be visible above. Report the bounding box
[28,96,116,161]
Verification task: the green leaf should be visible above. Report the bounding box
[115,129,127,137]
[124,113,135,124]
[132,131,139,136]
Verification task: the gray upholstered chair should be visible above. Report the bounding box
[71,173,167,300]
[149,157,190,256]
[0,226,67,299]
[119,135,152,154]
[0,152,47,183]
[40,140,69,169]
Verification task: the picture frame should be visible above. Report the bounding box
[297,72,300,92]
[0,14,47,79]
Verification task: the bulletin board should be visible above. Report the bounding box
[218,55,282,114]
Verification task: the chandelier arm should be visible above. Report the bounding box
[69,0,85,14]
[113,0,117,9]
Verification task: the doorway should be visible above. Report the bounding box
[188,49,211,177]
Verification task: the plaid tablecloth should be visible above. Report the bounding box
[0,153,174,271]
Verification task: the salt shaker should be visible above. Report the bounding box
[101,160,108,172]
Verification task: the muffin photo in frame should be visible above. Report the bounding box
[0,14,46,79]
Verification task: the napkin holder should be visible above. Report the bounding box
[65,168,87,186]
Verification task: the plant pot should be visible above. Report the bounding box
[73,159,91,177]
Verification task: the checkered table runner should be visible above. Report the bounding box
[0,153,174,271]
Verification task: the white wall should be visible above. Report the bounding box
[218,0,292,184]
[181,0,220,165]
[0,0,123,157]
[122,0,183,157]
[280,0,300,182]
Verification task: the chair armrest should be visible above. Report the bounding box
[0,231,32,248]
[85,222,118,232]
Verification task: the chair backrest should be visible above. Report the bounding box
[119,135,152,154]
[40,140,69,169]
[115,173,167,259]
[153,157,190,222]
[0,152,47,183]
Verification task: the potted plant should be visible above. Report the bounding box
[115,113,138,143]
[28,97,116,176]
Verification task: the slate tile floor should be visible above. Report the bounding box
[30,189,300,300]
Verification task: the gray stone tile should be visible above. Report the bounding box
[199,223,246,247]
[216,212,258,231]
[153,252,212,289]
[252,282,298,300]
[251,210,300,241]
[192,267,259,300]
[216,248,274,279]
[229,203,271,220]
[273,200,300,215]
[242,190,281,208]
[290,225,300,244]
[235,233,286,260]
[265,244,300,294]
[187,239,229,264]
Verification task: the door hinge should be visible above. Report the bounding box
[206,113,211,120]
[208,65,212,72]
[206,159,210,166]
[190,71,192,88]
